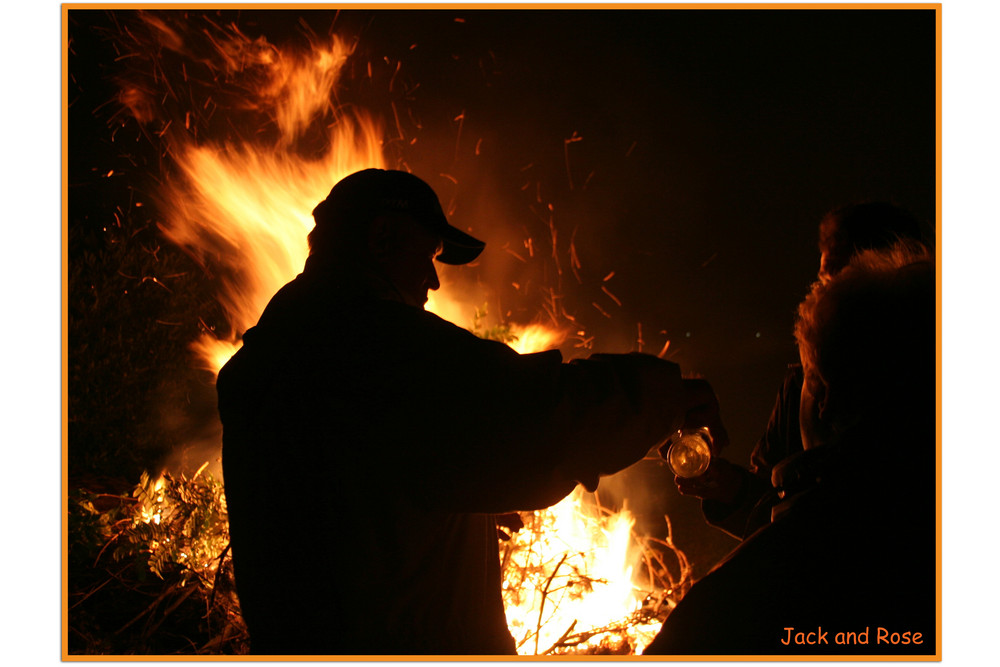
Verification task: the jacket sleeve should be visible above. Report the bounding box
[374,310,687,513]
[224,299,688,516]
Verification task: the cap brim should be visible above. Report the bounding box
[437,226,486,265]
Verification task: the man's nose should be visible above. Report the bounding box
[427,264,441,291]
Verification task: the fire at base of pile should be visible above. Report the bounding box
[69,468,690,655]
[501,487,691,655]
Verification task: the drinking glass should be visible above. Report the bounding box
[663,427,713,478]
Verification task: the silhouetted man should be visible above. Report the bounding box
[218,169,719,655]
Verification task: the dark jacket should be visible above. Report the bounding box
[218,264,685,655]
[645,427,937,656]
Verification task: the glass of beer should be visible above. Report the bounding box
[663,427,713,478]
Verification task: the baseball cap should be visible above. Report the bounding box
[311,169,485,265]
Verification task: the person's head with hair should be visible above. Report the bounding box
[817,201,924,283]
[305,169,485,307]
[795,241,935,457]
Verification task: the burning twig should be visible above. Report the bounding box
[534,553,569,654]
[69,563,132,611]
[501,488,693,655]
[544,619,579,654]
[114,580,185,636]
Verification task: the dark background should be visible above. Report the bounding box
[67,8,937,572]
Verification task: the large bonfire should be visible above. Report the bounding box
[68,11,692,655]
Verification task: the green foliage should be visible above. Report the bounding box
[69,488,125,568]
[68,466,247,654]
[109,467,230,588]
[470,303,520,344]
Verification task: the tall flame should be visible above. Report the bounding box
[135,28,383,373]
[162,119,384,371]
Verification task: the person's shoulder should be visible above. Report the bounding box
[368,299,473,336]
[776,363,804,402]
[378,302,568,371]
[785,363,804,384]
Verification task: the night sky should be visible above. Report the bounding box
[62,7,938,576]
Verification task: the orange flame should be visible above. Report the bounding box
[152,34,384,373]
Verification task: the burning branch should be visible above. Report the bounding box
[500,488,693,655]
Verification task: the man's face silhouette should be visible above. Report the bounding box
[370,213,444,308]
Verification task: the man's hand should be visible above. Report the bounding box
[675,377,730,456]
[674,457,745,505]
[496,512,525,541]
